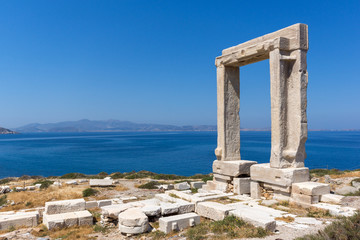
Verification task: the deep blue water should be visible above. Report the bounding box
[0,131,359,178]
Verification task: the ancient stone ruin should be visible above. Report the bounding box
[1,24,357,238]
[204,23,312,201]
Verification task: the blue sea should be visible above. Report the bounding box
[0,131,359,179]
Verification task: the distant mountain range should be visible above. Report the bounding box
[0,127,18,134]
[9,120,360,133]
[15,119,217,133]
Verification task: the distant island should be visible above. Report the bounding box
[0,127,18,134]
[15,119,217,133]
[11,120,360,133]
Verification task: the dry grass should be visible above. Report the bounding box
[212,197,241,204]
[296,212,360,240]
[32,225,95,240]
[275,216,295,223]
[113,184,128,191]
[272,203,334,219]
[0,185,85,211]
[330,171,360,179]
[185,216,270,240]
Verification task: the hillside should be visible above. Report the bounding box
[0,127,18,134]
[15,119,217,133]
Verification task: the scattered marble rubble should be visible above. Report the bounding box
[0,187,357,236]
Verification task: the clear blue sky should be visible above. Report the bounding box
[1,0,359,129]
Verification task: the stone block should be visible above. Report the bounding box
[101,203,138,219]
[273,191,291,202]
[263,183,292,193]
[213,179,228,192]
[159,213,200,234]
[158,184,174,190]
[292,182,330,196]
[233,177,250,194]
[63,213,78,227]
[177,200,195,214]
[160,202,179,216]
[335,186,358,195]
[121,196,137,202]
[190,181,205,189]
[45,199,86,215]
[250,164,309,187]
[290,193,319,207]
[312,203,357,217]
[156,193,195,215]
[118,208,149,235]
[214,174,232,182]
[118,224,149,235]
[201,180,216,191]
[89,179,113,187]
[320,194,344,204]
[141,205,161,217]
[196,202,234,221]
[74,211,93,226]
[85,201,98,209]
[26,186,35,191]
[229,209,276,231]
[15,187,25,191]
[118,208,148,227]
[65,180,78,185]
[250,181,261,199]
[213,160,257,177]
[174,182,190,190]
[97,200,112,207]
[0,212,39,230]
[43,210,92,230]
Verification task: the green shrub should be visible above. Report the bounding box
[19,175,32,180]
[201,175,213,183]
[310,169,344,177]
[60,173,87,179]
[186,216,269,240]
[0,195,7,206]
[110,172,124,179]
[97,172,108,177]
[344,191,360,196]
[137,181,159,189]
[0,178,12,185]
[296,212,360,240]
[93,224,109,233]
[351,178,360,184]
[33,179,54,189]
[19,175,43,180]
[82,188,98,197]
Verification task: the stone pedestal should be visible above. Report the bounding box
[250,163,310,187]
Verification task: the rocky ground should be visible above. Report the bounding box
[0,170,359,240]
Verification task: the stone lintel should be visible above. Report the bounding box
[222,23,308,55]
[213,160,257,177]
[250,163,309,187]
[215,37,290,67]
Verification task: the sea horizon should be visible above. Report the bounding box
[0,131,359,179]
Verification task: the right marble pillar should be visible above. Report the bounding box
[269,48,308,168]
